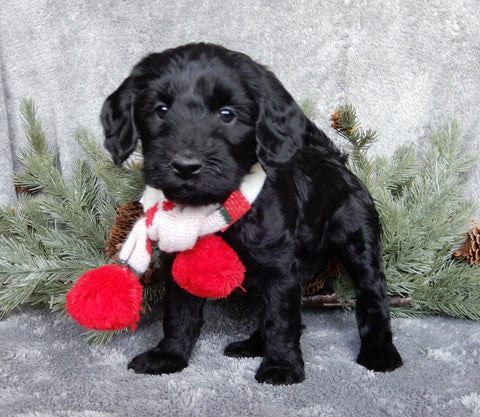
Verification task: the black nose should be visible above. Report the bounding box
[171,157,203,177]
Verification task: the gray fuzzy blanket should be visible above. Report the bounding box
[1,298,480,416]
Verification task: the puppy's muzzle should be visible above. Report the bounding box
[171,156,203,178]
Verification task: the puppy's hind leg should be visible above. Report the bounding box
[224,328,265,358]
[128,279,206,375]
[334,211,402,372]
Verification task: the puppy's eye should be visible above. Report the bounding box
[218,108,235,123]
[155,104,169,118]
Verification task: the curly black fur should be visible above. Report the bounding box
[101,43,402,385]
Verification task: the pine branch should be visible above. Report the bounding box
[300,98,316,120]
[19,98,49,157]
[75,128,145,204]
[0,251,106,319]
[0,100,166,342]
[15,99,66,197]
[142,282,166,310]
[1,102,119,321]
[412,262,480,320]
[82,329,126,345]
[368,146,418,196]
[330,105,480,319]
[331,104,377,185]
[380,123,476,300]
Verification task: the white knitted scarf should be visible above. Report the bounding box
[119,163,267,274]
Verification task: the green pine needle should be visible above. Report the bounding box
[82,329,126,345]
[20,98,49,157]
[75,128,144,204]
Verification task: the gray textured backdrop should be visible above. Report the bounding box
[1,0,480,212]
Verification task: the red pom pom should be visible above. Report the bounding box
[172,235,245,299]
[66,264,143,331]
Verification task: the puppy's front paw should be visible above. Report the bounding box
[255,359,305,385]
[128,348,187,375]
[357,342,403,372]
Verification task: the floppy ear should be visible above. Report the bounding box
[245,63,307,166]
[100,77,138,165]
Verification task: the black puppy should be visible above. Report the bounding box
[101,43,402,385]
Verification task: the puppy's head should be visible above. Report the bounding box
[101,43,307,205]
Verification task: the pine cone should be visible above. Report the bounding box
[105,201,144,260]
[303,259,341,297]
[453,219,480,266]
[105,201,161,285]
[330,110,342,131]
[330,109,355,136]
[15,184,39,195]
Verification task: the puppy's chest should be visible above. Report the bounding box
[221,199,298,268]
